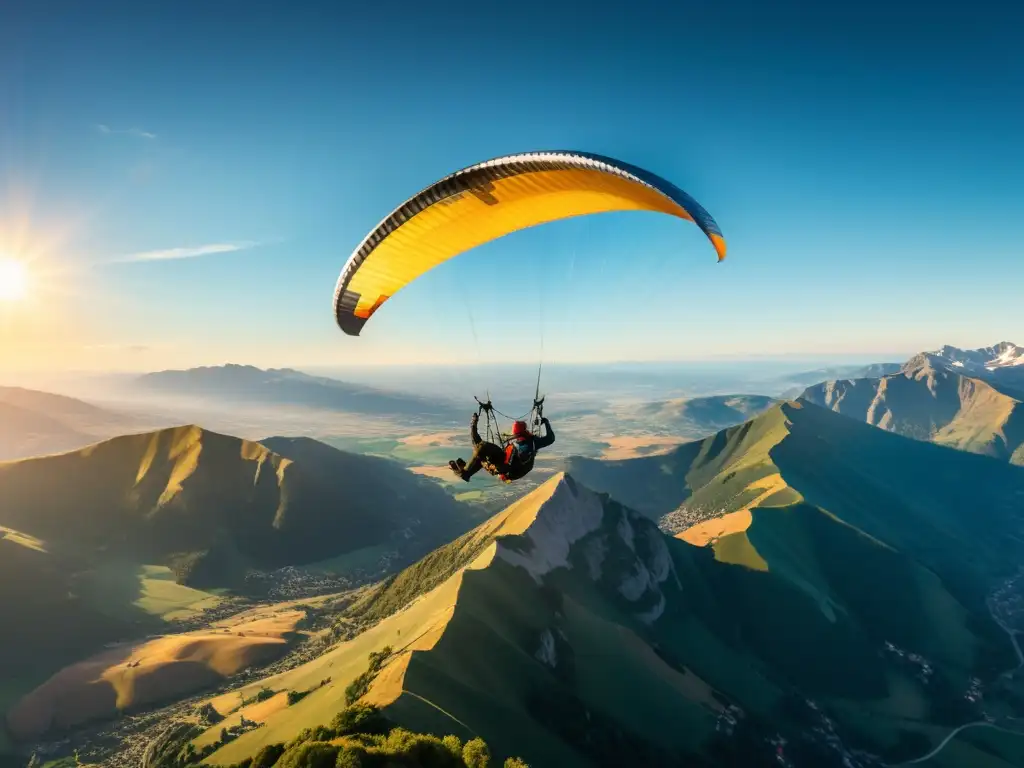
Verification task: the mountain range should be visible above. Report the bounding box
[178,402,1024,768]
[928,341,1024,388]
[802,342,1024,464]
[775,362,903,397]
[0,426,477,730]
[0,426,472,589]
[135,364,461,421]
[6,350,1024,767]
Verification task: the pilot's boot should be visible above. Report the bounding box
[449,460,470,481]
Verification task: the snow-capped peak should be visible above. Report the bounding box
[989,342,1024,369]
[925,341,1024,371]
[911,341,1024,390]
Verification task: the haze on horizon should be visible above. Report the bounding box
[1,0,1022,377]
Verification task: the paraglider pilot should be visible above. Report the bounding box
[450,411,555,483]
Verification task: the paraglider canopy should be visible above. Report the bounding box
[333,150,726,336]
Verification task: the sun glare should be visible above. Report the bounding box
[0,258,28,301]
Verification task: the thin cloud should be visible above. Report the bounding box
[108,241,259,264]
[83,343,151,354]
[95,123,157,139]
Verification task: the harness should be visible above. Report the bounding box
[475,395,544,482]
[473,361,545,483]
[499,436,537,480]
[507,437,536,464]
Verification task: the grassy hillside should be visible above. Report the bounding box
[659,500,1024,762]
[566,401,1024,573]
[802,359,1024,465]
[0,426,470,588]
[7,607,307,742]
[0,428,476,758]
[564,402,799,519]
[192,476,731,766]
[189,462,1024,768]
[564,400,1024,659]
[0,529,133,750]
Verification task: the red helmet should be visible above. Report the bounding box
[511,420,529,437]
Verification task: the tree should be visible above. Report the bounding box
[331,703,391,736]
[277,742,340,768]
[463,737,491,768]
[442,734,464,758]
[334,748,366,768]
[252,743,287,768]
[504,759,530,768]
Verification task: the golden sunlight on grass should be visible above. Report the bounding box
[0,258,28,301]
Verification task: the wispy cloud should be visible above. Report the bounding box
[107,241,259,264]
[95,123,157,139]
[84,343,151,354]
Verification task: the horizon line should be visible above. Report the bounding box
[1,351,919,378]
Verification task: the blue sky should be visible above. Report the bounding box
[1,0,1022,372]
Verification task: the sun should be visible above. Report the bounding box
[0,258,28,301]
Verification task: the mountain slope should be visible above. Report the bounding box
[0,528,134,747]
[0,385,127,423]
[0,401,95,460]
[565,403,797,520]
[135,364,460,420]
[193,469,1024,767]
[6,604,307,742]
[0,386,140,460]
[0,426,470,588]
[802,353,1024,464]
[0,430,474,748]
[565,402,1024,602]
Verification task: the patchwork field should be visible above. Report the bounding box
[597,434,686,459]
[6,608,306,741]
[77,562,223,622]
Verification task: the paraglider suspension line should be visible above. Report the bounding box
[472,267,546,446]
[473,358,545,446]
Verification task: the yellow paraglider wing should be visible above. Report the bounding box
[333,151,726,336]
